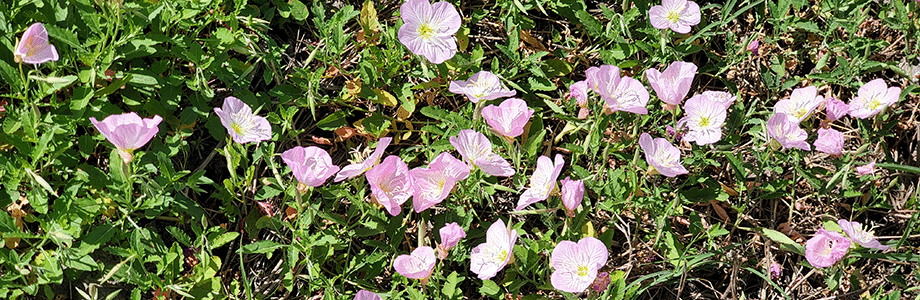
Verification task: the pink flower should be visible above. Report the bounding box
[679,93,727,145]
[481,98,534,138]
[747,40,760,55]
[590,272,611,293]
[639,133,689,177]
[648,0,701,34]
[769,263,781,280]
[848,79,901,119]
[665,125,683,140]
[450,130,514,177]
[550,237,609,294]
[366,156,414,216]
[702,90,736,109]
[767,113,810,151]
[409,152,469,213]
[214,96,272,144]
[805,229,850,268]
[437,222,466,259]
[470,219,517,280]
[393,246,436,280]
[281,146,340,187]
[568,80,589,107]
[448,71,516,103]
[856,161,875,176]
[397,0,461,64]
[588,65,649,114]
[14,23,58,65]
[354,290,382,300]
[560,177,584,217]
[645,61,696,108]
[335,137,392,182]
[814,128,843,155]
[825,97,849,122]
[773,86,824,124]
[838,219,888,251]
[516,154,565,211]
[90,112,163,163]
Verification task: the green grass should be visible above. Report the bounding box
[0,0,918,299]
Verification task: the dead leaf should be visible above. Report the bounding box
[311,136,332,145]
[5,196,29,249]
[709,200,731,223]
[335,127,357,142]
[520,30,548,52]
[285,207,298,221]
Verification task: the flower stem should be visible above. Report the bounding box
[418,210,429,248]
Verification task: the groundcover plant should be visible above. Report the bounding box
[0,0,918,299]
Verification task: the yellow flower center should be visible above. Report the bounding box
[495,249,508,262]
[231,122,245,135]
[867,98,882,110]
[667,11,681,23]
[577,265,589,277]
[418,23,434,38]
[698,116,710,127]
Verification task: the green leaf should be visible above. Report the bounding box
[876,163,920,175]
[372,89,398,107]
[210,232,239,249]
[761,228,805,255]
[317,110,351,131]
[441,271,461,298]
[479,279,500,296]
[575,10,602,37]
[238,240,287,254]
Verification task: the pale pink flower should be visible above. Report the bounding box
[825,97,849,122]
[639,133,689,177]
[560,177,584,217]
[848,79,901,119]
[516,154,565,211]
[568,80,589,107]
[590,272,611,293]
[767,113,811,151]
[550,237,609,294]
[366,156,414,216]
[437,222,466,259]
[769,263,781,280]
[856,161,876,176]
[393,246,437,280]
[281,146,340,187]
[587,65,649,114]
[645,61,697,108]
[838,219,888,251]
[747,40,760,55]
[397,0,461,64]
[335,137,393,182]
[702,90,736,109]
[470,219,517,280]
[481,98,534,138]
[90,112,163,163]
[214,96,272,144]
[409,152,470,213]
[665,125,684,140]
[679,94,727,145]
[773,86,824,124]
[450,130,514,177]
[449,71,516,103]
[814,128,843,155]
[648,0,701,34]
[14,23,58,65]
[805,228,850,268]
[354,290,382,300]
